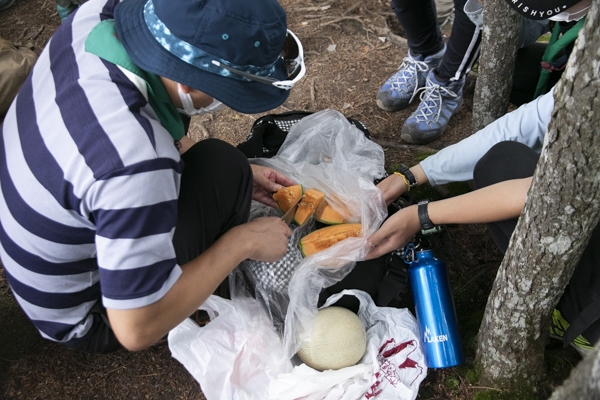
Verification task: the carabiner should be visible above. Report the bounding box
[402,242,416,265]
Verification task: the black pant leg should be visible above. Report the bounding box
[557,224,600,344]
[474,141,600,344]
[173,139,253,265]
[390,0,444,56]
[436,0,481,81]
[473,141,539,251]
[61,301,122,354]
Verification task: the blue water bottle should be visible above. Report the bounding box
[407,247,464,368]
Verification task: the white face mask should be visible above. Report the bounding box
[177,84,226,116]
[548,5,591,22]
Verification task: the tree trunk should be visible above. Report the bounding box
[471,0,520,132]
[475,4,600,390]
[549,344,600,399]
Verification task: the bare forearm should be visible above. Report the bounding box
[428,177,532,225]
[367,177,532,259]
[108,216,290,351]
[108,227,249,350]
[379,164,429,205]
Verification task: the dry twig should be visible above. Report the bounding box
[371,138,438,154]
[195,122,210,139]
[343,1,362,15]
[16,28,28,43]
[320,16,365,28]
[376,42,393,51]
[387,31,407,48]
[28,24,45,41]
[293,4,333,12]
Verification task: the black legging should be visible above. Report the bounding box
[473,141,600,346]
[390,0,481,81]
[64,139,253,353]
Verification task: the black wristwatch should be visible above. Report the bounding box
[418,200,442,235]
[396,164,417,189]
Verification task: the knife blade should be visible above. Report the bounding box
[281,199,301,225]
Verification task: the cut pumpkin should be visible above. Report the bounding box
[299,223,362,257]
[314,200,345,225]
[273,184,303,213]
[294,188,325,225]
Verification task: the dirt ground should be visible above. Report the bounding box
[0,0,584,399]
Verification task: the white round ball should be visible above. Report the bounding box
[297,306,367,371]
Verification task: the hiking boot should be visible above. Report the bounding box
[401,70,464,144]
[549,309,594,357]
[376,46,445,112]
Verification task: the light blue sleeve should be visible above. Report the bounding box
[420,88,554,186]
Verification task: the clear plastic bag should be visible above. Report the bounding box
[232,109,388,358]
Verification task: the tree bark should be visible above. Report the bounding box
[471,0,520,132]
[475,3,600,390]
[549,344,600,399]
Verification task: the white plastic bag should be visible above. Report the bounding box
[168,295,292,400]
[169,290,426,400]
[270,290,426,400]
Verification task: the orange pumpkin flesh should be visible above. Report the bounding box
[294,188,325,225]
[314,200,345,225]
[272,185,303,213]
[299,223,362,257]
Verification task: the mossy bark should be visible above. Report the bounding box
[475,4,600,390]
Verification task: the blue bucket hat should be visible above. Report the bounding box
[114,0,290,114]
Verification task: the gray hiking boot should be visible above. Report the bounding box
[376,45,445,112]
[401,70,464,144]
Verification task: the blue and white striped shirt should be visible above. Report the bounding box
[0,0,184,343]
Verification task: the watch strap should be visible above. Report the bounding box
[418,200,441,235]
[396,164,417,188]
[418,200,434,230]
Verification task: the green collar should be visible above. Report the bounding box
[85,19,185,141]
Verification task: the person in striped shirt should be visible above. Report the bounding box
[0,0,306,353]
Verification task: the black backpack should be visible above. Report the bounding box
[237,110,371,159]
